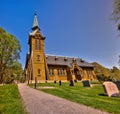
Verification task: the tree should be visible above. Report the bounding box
[112,1,120,68]
[11,61,23,83]
[112,0,120,29]
[111,66,120,80]
[0,28,21,83]
[2,62,23,84]
[92,62,120,81]
[112,0,120,21]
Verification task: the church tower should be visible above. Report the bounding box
[28,12,46,82]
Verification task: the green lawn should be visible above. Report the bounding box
[0,84,26,114]
[30,82,120,114]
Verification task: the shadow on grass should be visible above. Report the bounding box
[99,93,120,98]
[98,93,107,96]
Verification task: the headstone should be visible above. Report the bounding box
[54,80,56,83]
[82,80,91,87]
[70,80,74,86]
[103,81,120,97]
[59,80,62,86]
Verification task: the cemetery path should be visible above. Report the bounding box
[18,83,110,114]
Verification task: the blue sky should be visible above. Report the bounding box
[0,0,120,69]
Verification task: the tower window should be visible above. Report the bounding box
[35,39,41,50]
[37,55,40,61]
[38,69,41,76]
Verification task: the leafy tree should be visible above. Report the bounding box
[0,28,21,83]
[92,62,120,81]
[2,66,14,84]
[112,0,120,22]
[11,61,23,83]
[2,62,23,84]
[111,66,120,80]
[112,1,120,68]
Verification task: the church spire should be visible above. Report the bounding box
[32,11,40,30]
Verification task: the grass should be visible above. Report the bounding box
[0,84,26,114]
[30,82,120,114]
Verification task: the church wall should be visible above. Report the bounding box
[32,64,46,80]
[66,70,72,80]
[48,65,68,81]
[82,67,95,80]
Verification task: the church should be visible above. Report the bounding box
[24,13,96,83]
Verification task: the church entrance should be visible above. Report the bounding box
[74,68,82,80]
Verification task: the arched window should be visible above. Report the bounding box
[37,55,40,61]
[48,68,54,76]
[58,68,65,76]
[38,69,40,76]
[35,39,41,50]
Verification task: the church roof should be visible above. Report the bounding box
[46,54,94,68]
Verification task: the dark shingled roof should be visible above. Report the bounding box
[46,54,94,68]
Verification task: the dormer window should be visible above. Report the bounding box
[55,56,58,60]
[64,57,68,61]
[72,58,76,62]
[46,55,48,59]
[80,59,84,62]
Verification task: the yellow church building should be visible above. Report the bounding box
[24,13,96,83]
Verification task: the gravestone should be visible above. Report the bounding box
[82,80,91,87]
[54,80,56,83]
[70,80,74,86]
[59,80,62,86]
[103,81,120,97]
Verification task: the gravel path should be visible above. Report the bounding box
[18,83,110,114]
